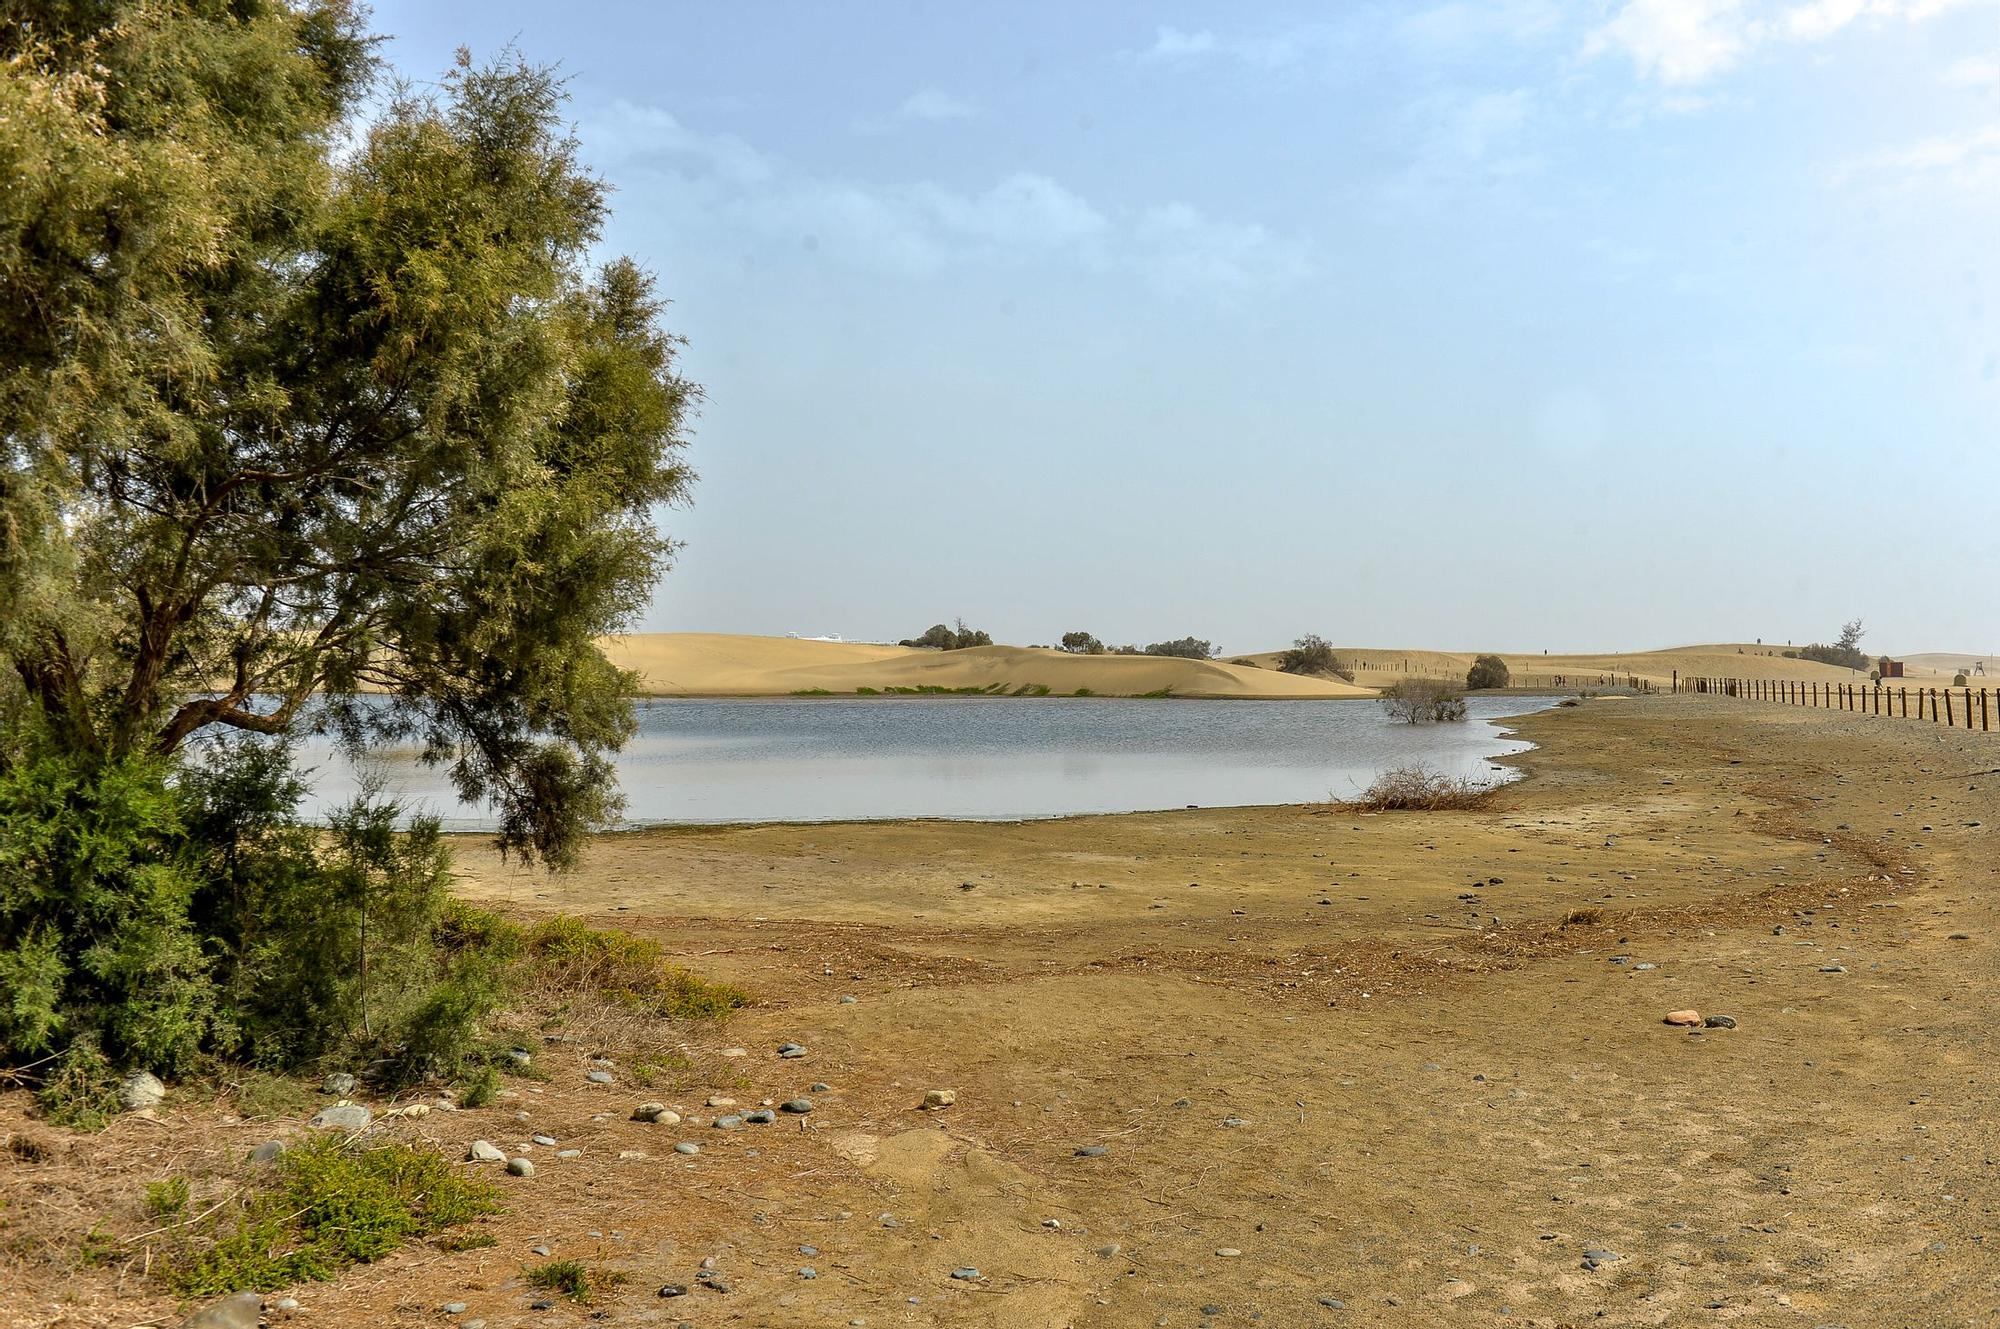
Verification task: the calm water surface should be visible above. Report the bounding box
[295,696,1559,828]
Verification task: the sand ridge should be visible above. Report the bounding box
[602,633,1373,699]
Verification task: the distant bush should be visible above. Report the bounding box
[900,619,992,651]
[1954,673,1969,687]
[1381,679,1468,724]
[1142,637,1213,660]
[1342,764,1489,811]
[1058,631,1104,654]
[1278,634,1353,680]
[1796,619,1868,671]
[1466,654,1510,690]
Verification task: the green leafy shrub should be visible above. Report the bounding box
[35,1039,124,1132]
[164,1136,499,1296]
[0,739,220,1072]
[1466,654,1510,690]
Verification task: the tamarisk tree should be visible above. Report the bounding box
[0,1,696,867]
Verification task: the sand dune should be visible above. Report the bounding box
[601,633,1988,699]
[601,634,1372,698]
[1236,642,1962,688]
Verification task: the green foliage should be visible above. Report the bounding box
[1797,619,1868,671]
[145,1176,190,1219]
[899,619,993,650]
[1466,654,1511,690]
[459,1064,500,1108]
[524,1259,626,1305]
[0,740,218,1070]
[1278,634,1352,680]
[1058,631,1104,654]
[522,917,749,1019]
[1,5,696,868]
[163,1136,499,1296]
[35,1038,125,1132]
[1142,637,1213,660]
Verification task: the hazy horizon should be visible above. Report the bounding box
[369,2,1999,655]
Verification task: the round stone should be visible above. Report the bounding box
[505,1157,534,1177]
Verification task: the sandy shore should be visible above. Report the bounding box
[13,696,1991,1326]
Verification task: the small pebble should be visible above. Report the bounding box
[950,1267,980,1280]
[674,1142,700,1156]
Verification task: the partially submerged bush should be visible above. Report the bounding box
[1342,765,1491,812]
[1466,654,1510,690]
[162,1135,499,1295]
[1380,679,1468,723]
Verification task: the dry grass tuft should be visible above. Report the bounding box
[1341,764,1493,812]
[1557,906,1606,928]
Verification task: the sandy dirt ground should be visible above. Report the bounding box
[6,696,1996,1328]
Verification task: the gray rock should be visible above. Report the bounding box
[530,1244,552,1256]
[178,1292,262,1329]
[1317,1296,1346,1310]
[1819,965,1847,974]
[248,1140,285,1164]
[1075,1145,1109,1157]
[506,1157,535,1177]
[657,1284,688,1298]
[745,1109,776,1124]
[308,1103,373,1131]
[674,1142,700,1156]
[119,1069,166,1112]
[556,1149,582,1158]
[713,1114,745,1130]
[322,1071,357,1096]
[272,1298,300,1314]
[781,1098,814,1114]
[950,1267,980,1280]
[442,1303,468,1315]
[586,1070,614,1085]
[468,1139,505,1162]
[839,995,857,1004]
[1221,1116,1248,1128]
[799,1267,818,1279]
[810,1082,831,1093]
[777,1042,807,1058]
[507,1047,533,1067]
[1704,1014,1738,1029]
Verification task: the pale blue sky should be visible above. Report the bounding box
[369,1,1999,655]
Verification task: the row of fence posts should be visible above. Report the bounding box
[1672,671,1994,732]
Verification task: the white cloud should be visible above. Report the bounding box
[1128,22,1340,70]
[1836,124,2000,190]
[1585,0,1987,85]
[1940,54,2000,87]
[1134,205,1317,297]
[1583,0,1752,86]
[585,102,1313,301]
[898,88,978,122]
[1136,25,1219,63]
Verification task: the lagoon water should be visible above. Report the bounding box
[294,695,1560,828]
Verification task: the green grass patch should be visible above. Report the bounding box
[524,1258,627,1305]
[229,1071,321,1122]
[1071,688,1095,697]
[854,686,879,695]
[161,1136,498,1296]
[789,688,834,696]
[145,1177,190,1219]
[522,917,750,1020]
[1137,688,1175,699]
